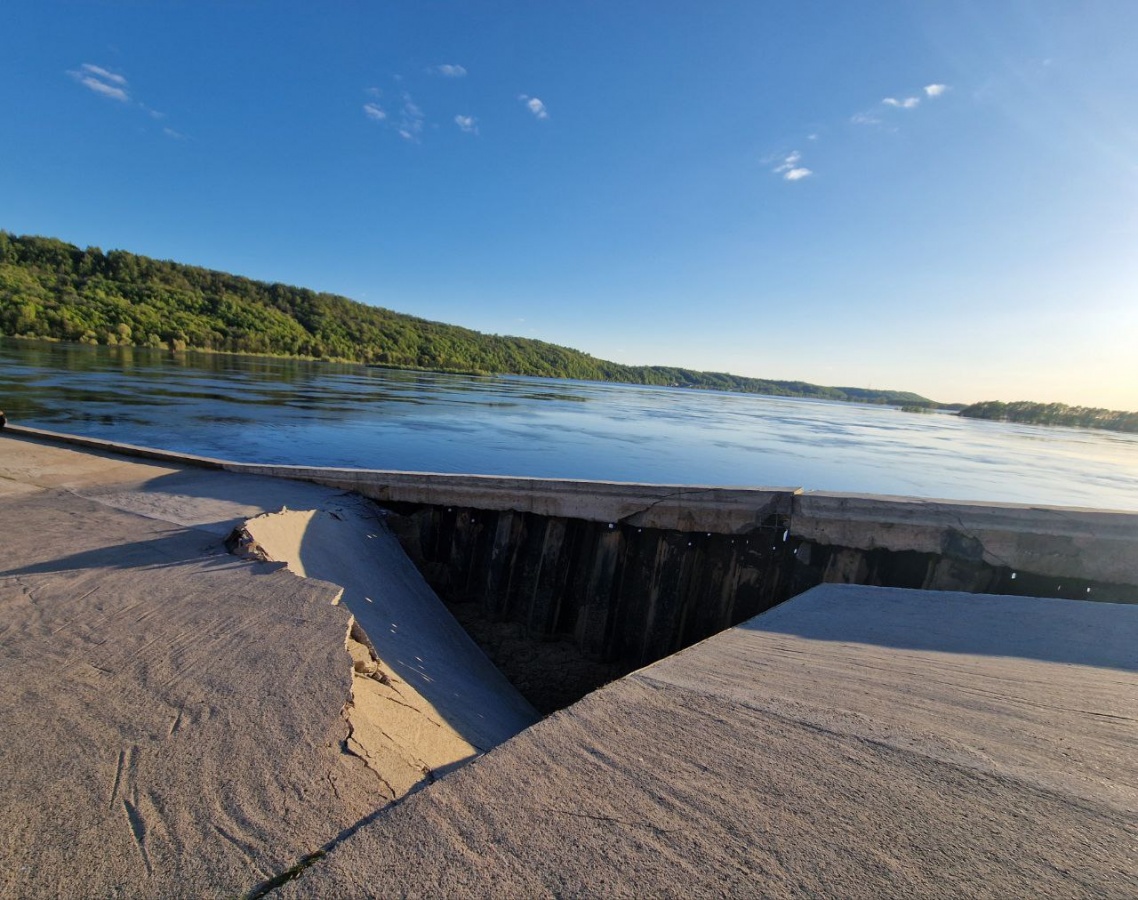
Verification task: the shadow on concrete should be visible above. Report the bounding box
[742,585,1138,672]
[0,530,237,578]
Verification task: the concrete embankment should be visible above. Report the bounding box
[8,424,1136,708]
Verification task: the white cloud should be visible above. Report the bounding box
[519,94,549,120]
[883,96,920,109]
[80,77,129,101]
[431,64,467,78]
[923,83,948,98]
[851,111,881,125]
[773,151,813,181]
[163,127,185,140]
[454,114,478,134]
[79,64,126,86]
[69,63,130,102]
[363,103,387,121]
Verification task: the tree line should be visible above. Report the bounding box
[959,401,1138,434]
[0,231,935,406]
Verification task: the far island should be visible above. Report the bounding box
[958,401,1138,434]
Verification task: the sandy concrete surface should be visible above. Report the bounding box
[283,584,1138,899]
[0,433,533,898]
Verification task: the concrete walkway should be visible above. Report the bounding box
[282,584,1138,899]
[4,431,1137,898]
[0,433,534,899]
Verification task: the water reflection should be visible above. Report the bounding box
[2,338,1136,510]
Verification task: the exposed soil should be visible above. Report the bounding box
[444,599,632,715]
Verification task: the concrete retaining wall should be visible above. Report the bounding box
[8,425,1138,671]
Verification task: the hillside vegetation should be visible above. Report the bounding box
[959,400,1138,434]
[0,231,935,406]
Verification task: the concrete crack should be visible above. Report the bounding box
[946,512,1016,570]
[338,705,397,801]
[617,487,720,526]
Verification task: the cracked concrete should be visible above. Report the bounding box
[240,504,537,788]
[0,432,534,899]
[6,428,1138,899]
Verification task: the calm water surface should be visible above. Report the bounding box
[2,339,1136,511]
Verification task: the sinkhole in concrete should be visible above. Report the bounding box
[382,503,797,715]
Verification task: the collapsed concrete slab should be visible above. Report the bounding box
[241,504,537,799]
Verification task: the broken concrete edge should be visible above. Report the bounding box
[5,423,1138,587]
[224,507,472,839]
[223,516,405,791]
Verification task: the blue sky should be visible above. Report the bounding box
[2,1,1137,408]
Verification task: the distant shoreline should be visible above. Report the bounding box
[1,231,938,409]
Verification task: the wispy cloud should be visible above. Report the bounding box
[773,150,812,181]
[923,83,948,98]
[518,94,549,120]
[454,114,478,134]
[883,96,920,109]
[398,93,425,140]
[80,64,126,86]
[430,64,467,78]
[851,111,881,125]
[68,63,186,137]
[363,86,428,141]
[69,63,130,102]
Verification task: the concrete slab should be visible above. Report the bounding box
[0,490,369,899]
[284,584,1138,899]
[0,433,535,898]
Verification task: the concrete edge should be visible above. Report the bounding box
[4,424,1137,584]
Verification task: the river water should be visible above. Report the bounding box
[2,339,1136,511]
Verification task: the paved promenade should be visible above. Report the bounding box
[2,431,1136,898]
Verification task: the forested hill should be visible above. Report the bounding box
[0,231,935,406]
[959,401,1138,434]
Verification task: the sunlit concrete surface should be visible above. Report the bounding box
[4,431,1137,898]
[0,433,534,898]
[282,584,1138,899]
